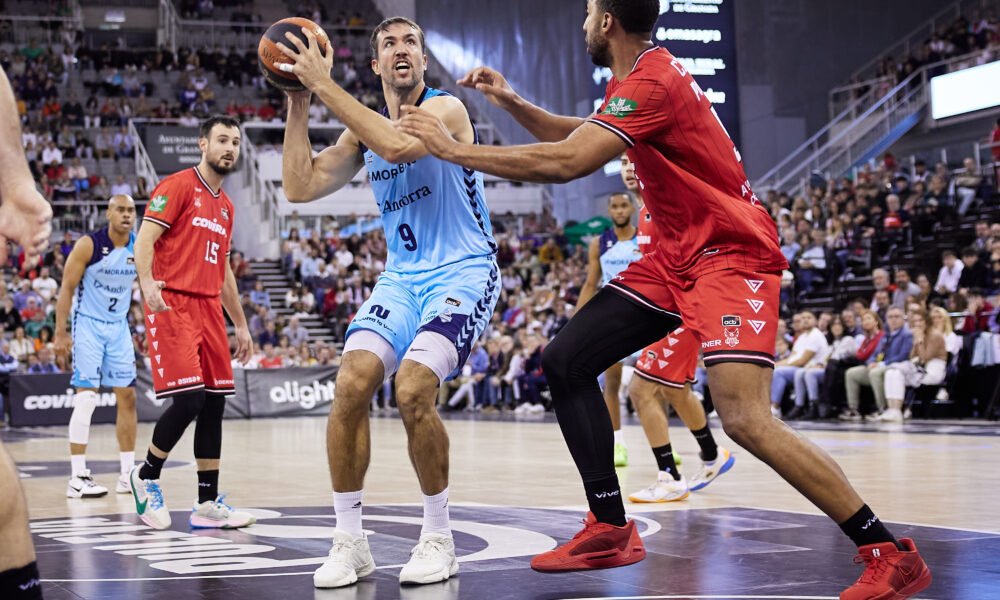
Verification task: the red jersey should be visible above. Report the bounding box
[636,204,657,256]
[590,47,787,280]
[143,167,234,297]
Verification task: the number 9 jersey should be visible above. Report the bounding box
[362,86,497,274]
[143,167,234,296]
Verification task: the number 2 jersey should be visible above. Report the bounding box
[143,167,235,296]
[588,46,787,280]
[73,227,136,322]
[362,86,497,274]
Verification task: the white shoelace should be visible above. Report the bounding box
[411,538,449,560]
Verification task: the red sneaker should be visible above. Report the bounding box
[530,512,645,573]
[841,538,932,600]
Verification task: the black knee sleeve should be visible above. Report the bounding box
[151,390,206,454]
[0,562,42,599]
[193,396,225,459]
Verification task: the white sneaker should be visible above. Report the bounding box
[689,447,736,492]
[770,404,782,418]
[190,495,256,529]
[528,403,546,414]
[313,530,376,588]
[129,466,171,530]
[398,533,459,585]
[878,408,904,423]
[116,473,131,494]
[513,403,529,414]
[66,469,108,498]
[628,473,690,503]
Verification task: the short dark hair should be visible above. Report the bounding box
[596,0,660,35]
[370,16,425,59]
[961,246,978,258]
[199,115,240,139]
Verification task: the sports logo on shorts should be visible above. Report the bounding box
[645,351,656,361]
[745,279,764,294]
[746,299,765,314]
[149,195,168,212]
[748,320,767,334]
[724,327,740,348]
[445,298,462,307]
[721,315,741,327]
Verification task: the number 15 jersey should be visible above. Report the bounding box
[143,167,235,297]
[362,86,497,275]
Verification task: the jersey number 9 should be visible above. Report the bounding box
[398,223,417,251]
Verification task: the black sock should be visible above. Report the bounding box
[651,443,681,480]
[839,504,903,550]
[691,425,718,462]
[582,475,627,527]
[0,562,43,599]
[139,451,166,480]
[197,470,219,504]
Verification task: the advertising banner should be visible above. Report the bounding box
[8,374,118,427]
[244,366,338,418]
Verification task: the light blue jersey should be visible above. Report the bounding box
[361,86,497,274]
[598,228,640,287]
[71,228,137,389]
[73,228,136,321]
[347,87,500,379]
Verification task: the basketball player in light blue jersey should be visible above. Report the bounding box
[576,193,641,468]
[53,195,138,499]
[278,17,498,588]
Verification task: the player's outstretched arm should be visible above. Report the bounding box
[458,66,585,142]
[53,235,94,356]
[400,106,627,184]
[134,220,170,313]
[221,258,252,364]
[575,237,602,311]
[278,27,472,165]
[282,94,364,202]
[0,65,51,263]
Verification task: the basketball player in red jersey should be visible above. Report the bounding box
[399,1,931,597]
[129,115,255,532]
[619,153,735,504]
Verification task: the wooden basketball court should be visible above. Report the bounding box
[7,412,999,599]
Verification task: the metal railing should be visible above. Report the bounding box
[128,119,160,190]
[240,134,281,244]
[760,51,998,195]
[844,0,991,86]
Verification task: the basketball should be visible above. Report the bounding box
[257,17,331,92]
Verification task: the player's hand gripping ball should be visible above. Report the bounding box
[258,17,330,92]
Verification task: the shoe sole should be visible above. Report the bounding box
[313,559,376,588]
[66,488,108,498]
[138,512,171,530]
[190,515,257,529]
[531,544,646,573]
[399,558,459,585]
[690,453,736,492]
[628,490,689,503]
[877,565,931,600]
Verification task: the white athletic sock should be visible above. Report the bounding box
[421,488,451,537]
[333,490,364,537]
[70,454,87,476]
[120,451,135,475]
[613,429,624,446]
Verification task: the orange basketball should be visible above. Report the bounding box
[258,17,331,92]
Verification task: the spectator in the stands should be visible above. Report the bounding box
[41,140,62,166]
[844,306,912,420]
[258,343,284,369]
[258,320,279,347]
[771,311,828,419]
[250,280,271,308]
[794,228,827,295]
[935,250,964,295]
[94,128,114,159]
[954,157,982,216]
[110,175,132,197]
[869,268,891,310]
[67,157,89,192]
[958,246,989,293]
[956,289,995,333]
[891,268,920,309]
[973,220,992,256]
[537,238,564,270]
[284,315,310,346]
[13,280,42,312]
[32,267,58,302]
[0,298,23,331]
[29,347,60,374]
